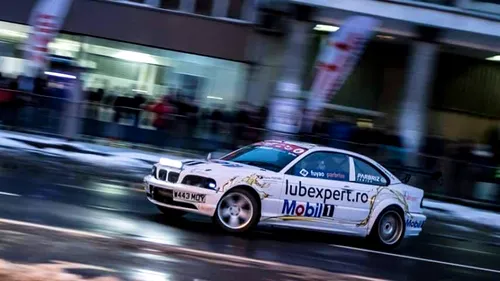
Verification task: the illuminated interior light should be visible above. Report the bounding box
[113,50,157,64]
[376,35,395,40]
[0,29,28,39]
[313,24,340,32]
[207,96,223,100]
[486,55,500,61]
[44,71,77,79]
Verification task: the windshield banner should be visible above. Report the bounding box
[256,141,308,155]
[302,16,380,132]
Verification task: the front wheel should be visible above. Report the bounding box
[157,205,186,218]
[214,188,260,233]
[369,206,405,249]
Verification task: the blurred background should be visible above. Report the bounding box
[0,1,499,210]
[0,1,499,280]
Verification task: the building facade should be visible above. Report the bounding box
[256,0,500,150]
[1,0,500,146]
[0,0,257,110]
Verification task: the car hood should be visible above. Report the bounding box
[177,159,284,190]
[180,159,268,178]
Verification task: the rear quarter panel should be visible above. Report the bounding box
[364,184,425,235]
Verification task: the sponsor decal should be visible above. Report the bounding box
[299,169,309,177]
[404,192,418,202]
[255,141,308,155]
[356,173,386,184]
[406,219,424,228]
[281,199,334,218]
[327,172,347,180]
[173,191,206,203]
[298,169,348,181]
[263,176,282,181]
[198,205,215,213]
[285,180,369,204]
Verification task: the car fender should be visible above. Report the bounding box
[218,172,277,198]
[365,196,406,235]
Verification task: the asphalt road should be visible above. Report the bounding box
[0,169,498,281]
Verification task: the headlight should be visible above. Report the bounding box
[182,175,217,190]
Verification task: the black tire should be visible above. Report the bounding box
[214,188,260,233]
[157,205,186,218]
[369,206,405,249]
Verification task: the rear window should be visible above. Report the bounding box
[353,158,388,186]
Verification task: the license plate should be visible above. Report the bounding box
[173,191,206,203]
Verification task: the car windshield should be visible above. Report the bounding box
[221,145,301,172]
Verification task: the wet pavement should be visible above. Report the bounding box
[0,170,498,280]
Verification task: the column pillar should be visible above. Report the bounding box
[212,0,229,17]
[179,0,195,13]
[144,0,160,7]
[398,26,440,166]
[241,0,257,22]
[274,20,311,100]
[265,4,314,136]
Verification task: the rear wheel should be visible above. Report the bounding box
[370,206,405,249]
[157,206,186,218]
[214,188,260,233]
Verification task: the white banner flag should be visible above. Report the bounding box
[24,0,74,76]
[302,16,380,132]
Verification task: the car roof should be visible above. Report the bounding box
[263,140,401,184]
[265,140,318,149]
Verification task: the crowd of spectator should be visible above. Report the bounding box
[1,73,500,202]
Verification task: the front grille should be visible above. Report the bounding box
[158,169,167,181]
[168,172,179,183]
[150,186,197,210]
[151,166,157,179]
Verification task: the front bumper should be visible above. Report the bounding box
[404,213,426,237]
[143,175,219,216]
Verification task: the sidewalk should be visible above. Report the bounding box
[422,199,500,246]
[0,130,204,171]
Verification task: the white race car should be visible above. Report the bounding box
[144,140,426,248]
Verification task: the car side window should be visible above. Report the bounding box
[287,152,349,182]
[353,158,388,186]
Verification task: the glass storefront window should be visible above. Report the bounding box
[161,0,180,9]
[195,0,214,15]
[0,20,249,111]
[228,0,244,19]
[78,36,248,109]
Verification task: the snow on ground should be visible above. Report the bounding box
[0,136,36,151]
[0,130,191,168]
[423,199,500,230]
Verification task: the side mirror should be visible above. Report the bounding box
[206,152,212,161]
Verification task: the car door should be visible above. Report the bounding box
[280,151,352,228]
[344,157,390,223]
